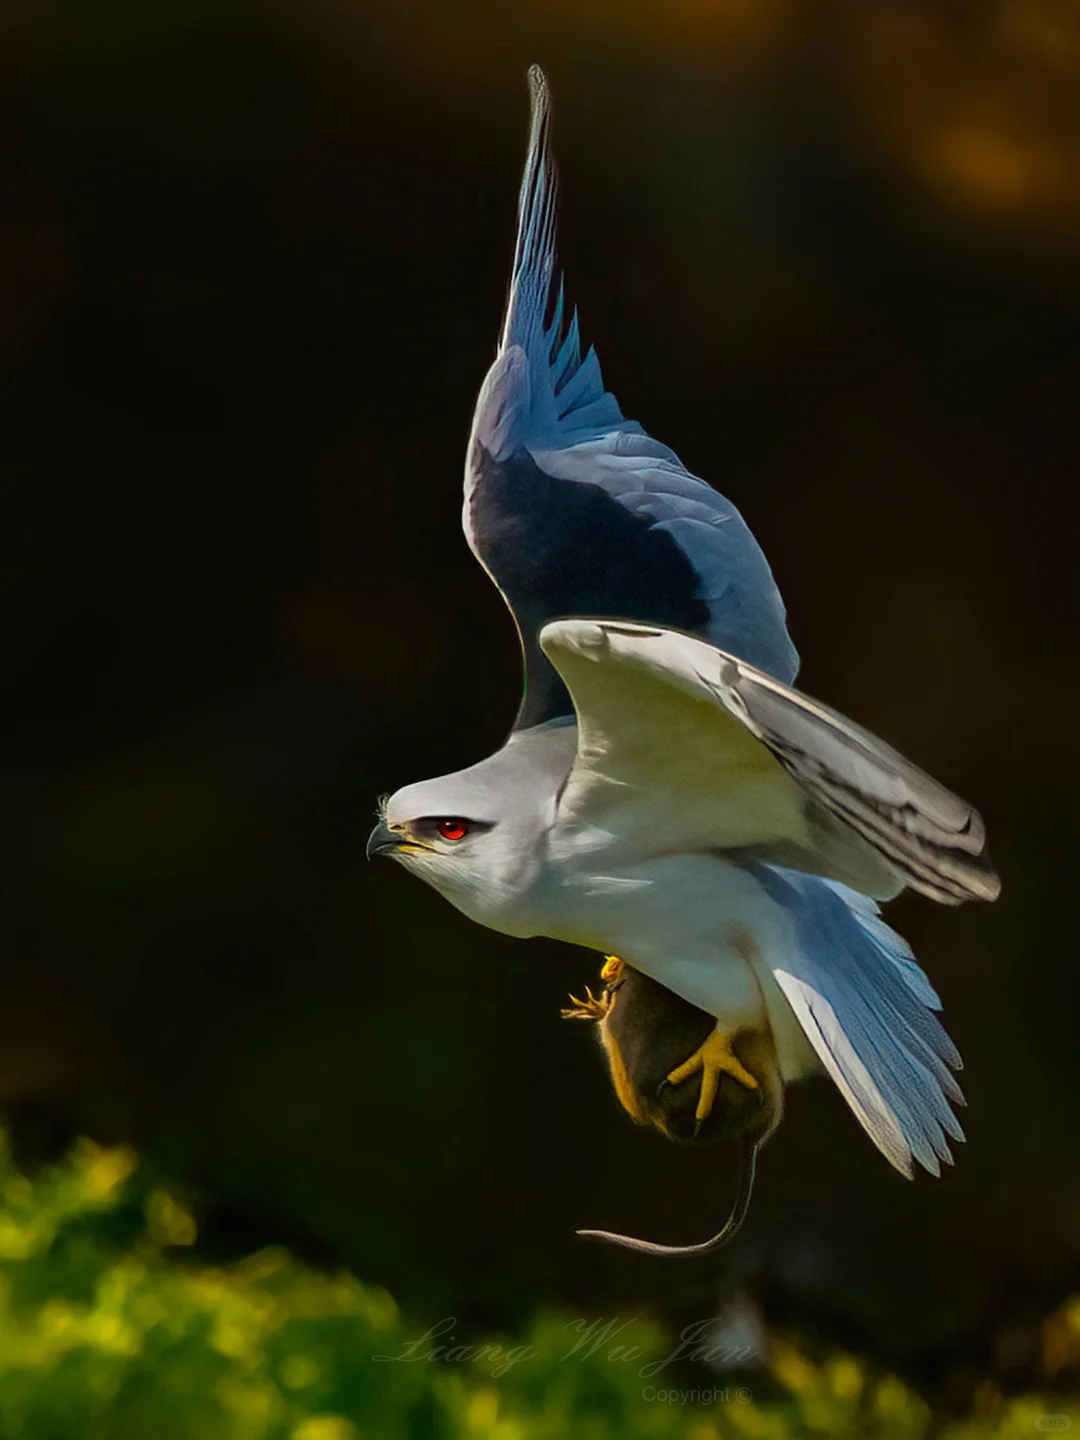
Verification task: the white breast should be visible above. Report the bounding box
[537,848,818,1081]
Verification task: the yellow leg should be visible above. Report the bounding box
[561,985,608,1020]
[600,955,624,983]
[562,956,627,1020]
[664,1026,759,1128]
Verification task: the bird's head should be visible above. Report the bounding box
[367,725,575,934]
[367,791,505,923]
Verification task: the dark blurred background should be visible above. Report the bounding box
[2,0,1079,1409]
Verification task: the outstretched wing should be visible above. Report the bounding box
[464,67,798,730]
[540,618,1000,906]
[756,866,965,1177]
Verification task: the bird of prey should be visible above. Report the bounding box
[368,67,1000,1254]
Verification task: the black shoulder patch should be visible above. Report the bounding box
[468,443,710,728]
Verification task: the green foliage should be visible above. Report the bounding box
[0,1130,1077,1440]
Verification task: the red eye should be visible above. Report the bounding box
[438,818,469,842]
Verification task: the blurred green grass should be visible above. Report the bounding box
[0,1130,1077,1439]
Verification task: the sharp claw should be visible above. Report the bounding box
[659,1027,760,1127]
[562,983,610,1021]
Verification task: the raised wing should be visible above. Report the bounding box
[540,618,1000,906]
[757,867,965,1177]
[464,67,798,730]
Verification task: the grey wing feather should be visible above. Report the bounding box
[485,65,628,453]
[542,619,999,906]
[464,68,798,728]
[710,653,1001,904]
[531,439,800,685]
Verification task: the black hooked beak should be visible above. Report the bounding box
[366,819,402,861]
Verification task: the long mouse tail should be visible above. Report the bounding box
[575,1136,759,1258]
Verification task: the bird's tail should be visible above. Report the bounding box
[757,865,965,1178]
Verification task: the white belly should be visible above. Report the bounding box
[539,851,818,1082]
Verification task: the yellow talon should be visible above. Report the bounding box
[665,1027,759,1125]
[600,955,624,983]
[561,958,627,1021]
[561,985,609,1021]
